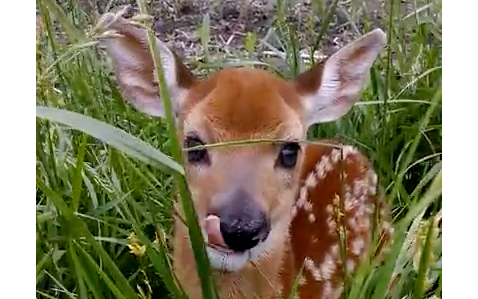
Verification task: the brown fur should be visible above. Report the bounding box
[97,12,391,299]
[173,71,391,298]
[282,141,391,298]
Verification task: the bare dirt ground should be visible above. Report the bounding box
[80,0,392,74]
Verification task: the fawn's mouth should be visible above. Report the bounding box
[202,232,265,273]
[201,214,270,272]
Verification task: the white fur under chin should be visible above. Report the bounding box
[201,220,288,273]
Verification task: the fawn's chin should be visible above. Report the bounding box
[204,245,252,272]
[201,227,277,273]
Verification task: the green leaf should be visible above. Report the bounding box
[244,32,257,55]
[413,216,437,299]
[36,106,184,176]
[74,241,128,299]
[36,178,140,299]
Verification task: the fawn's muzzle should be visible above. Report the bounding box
[211,189,270,252]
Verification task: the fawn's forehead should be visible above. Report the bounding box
[181,68,305,142]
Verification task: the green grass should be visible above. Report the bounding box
[36,0,442,298]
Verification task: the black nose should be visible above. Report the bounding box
[217,189,270,252]
[220,214,270,252]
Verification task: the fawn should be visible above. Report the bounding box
[97,9,392,299]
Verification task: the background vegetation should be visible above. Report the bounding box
[36,0,442,298]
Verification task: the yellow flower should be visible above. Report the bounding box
[127,232,146,257]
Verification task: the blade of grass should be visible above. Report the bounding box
[36,248,54,285]
[41,0,86,43]
[72,133,87,212]
[91,190,133,216]
[354,99,437,106]
[120,199,188,299]
[370,169,441,299]
[369,223,410,299]
[36,178,140,299]
[408,161,442,203]
[36,106,184,176]
[68,241,92,299]
[286,265,305,299]
[37,290,61,299]
[39,41,99,81]
[413,216,437,299]
[44,270,77,299]
[311,0,339,62]
[401,169,442,227]
[389,87,441,204]
[133,1,219,298]
[74,241,129,299]
[200,13,211,62]
[382,0,396,145]
[93,236,129,246]
[388,66,442,103]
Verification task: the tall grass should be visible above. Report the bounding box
[36,0,442,298]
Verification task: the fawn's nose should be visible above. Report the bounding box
[217,189,270,252]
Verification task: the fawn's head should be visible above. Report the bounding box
[99,12,386,272]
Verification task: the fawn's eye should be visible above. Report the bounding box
[276,142,301,169]
[184,136,209,164]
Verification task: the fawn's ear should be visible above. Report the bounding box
[295,29,387,127]
[97,12,196,117]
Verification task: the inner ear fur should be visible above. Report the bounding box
[293,29,387,126]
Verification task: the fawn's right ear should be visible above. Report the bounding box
[97,12,196,117]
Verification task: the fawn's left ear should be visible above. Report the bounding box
[294,29,387,127]
[96,11,196,117]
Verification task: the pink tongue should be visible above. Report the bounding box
[205,215,228,248]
